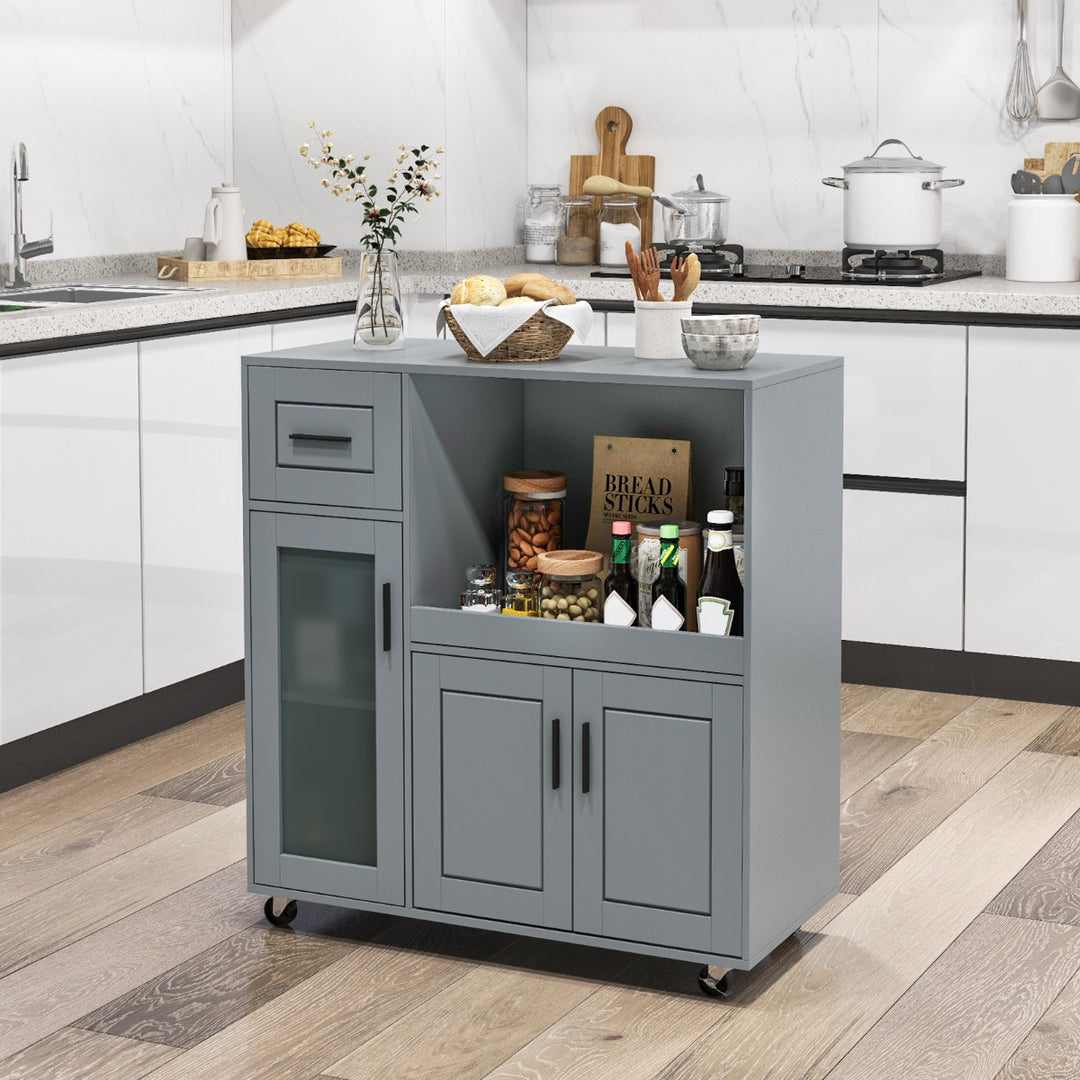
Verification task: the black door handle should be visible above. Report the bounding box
[582,721,591,794]
[382,582,391,651]
[288,432,352,444]
[552,718,561,790]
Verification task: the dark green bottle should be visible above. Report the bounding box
[604,520,638,626]
[650,523,686,632]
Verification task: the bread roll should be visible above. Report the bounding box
[450,275,507,306]
[520,279,577,305]
[498,296,537,307]
[503,272,549,297]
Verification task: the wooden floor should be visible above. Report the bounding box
[2,687,1080,1080]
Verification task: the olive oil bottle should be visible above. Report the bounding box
[650,523,686,632]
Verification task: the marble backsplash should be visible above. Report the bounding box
[527,0,1080,256]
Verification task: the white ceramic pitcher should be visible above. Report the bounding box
[202,185,246,261]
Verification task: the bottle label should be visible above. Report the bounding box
[697,596,735,636]
[651,594,685,632]
[604,590,637,627]
[612,535,632,566]
[659,540,680,569]
[707,529,733,552]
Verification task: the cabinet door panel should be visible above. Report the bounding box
[248,512,403,905]
[842,489,964,649]
[574,672,743,957]
[1,344,142,743]
[413,655,572,929]
[762,319,966,480]
[270,315,356,351]
[967,327,1080,661]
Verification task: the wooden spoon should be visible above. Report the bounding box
[670,254,689,302]
[682,253,701,300]
[640,246,662,301]
[583,174,654,198]
[624,240,645,300]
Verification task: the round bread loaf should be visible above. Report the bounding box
[503,272,549,297]
[498,296,537,307]
[450,275,507,306]
[521,279,577,305]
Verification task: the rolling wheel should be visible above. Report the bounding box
[264,896,298,927]
[697,964,731,997]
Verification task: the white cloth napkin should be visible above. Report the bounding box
[439,299,593,358]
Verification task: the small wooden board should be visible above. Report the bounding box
[1044,141,1080,177]
[156,256,342,281]
[569,106,656,248]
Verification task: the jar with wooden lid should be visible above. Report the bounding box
[503,470,566,581]
[538,550,603,622]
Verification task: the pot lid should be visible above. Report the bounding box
[843,138,942,173]
[672,174,730,203]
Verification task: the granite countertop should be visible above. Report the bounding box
[4,248,1080,350]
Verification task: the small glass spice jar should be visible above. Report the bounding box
[557,195,597,265]
[524,184,561,263]
[538,550,603,623]
[598,196,642,266]
[460,564,501,614]
[503,470,565,581]
[502,570,540,617]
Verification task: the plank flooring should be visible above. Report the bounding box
[2,686,1079,1080]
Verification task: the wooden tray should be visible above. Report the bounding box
[569,106,656,248]
[157,255,343,281]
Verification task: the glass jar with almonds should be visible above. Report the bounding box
[503,470,565,584]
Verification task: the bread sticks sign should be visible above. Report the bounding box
[585,435,691,553]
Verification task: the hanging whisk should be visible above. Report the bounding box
[1007,0,1038,122]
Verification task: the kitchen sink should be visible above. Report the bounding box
[4,284,203,304]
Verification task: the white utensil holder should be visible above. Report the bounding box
[1006,194,1080,282]
[634,300,693,359]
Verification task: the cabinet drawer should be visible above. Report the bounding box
[247,367,401,509]
[762,319,966,481]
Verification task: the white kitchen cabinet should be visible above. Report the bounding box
[842,489,965,650]
[139,326,271,692]
[762,319,967,481]
[606,311,632,348]
[966,327,1080,662]
[403,294,446,340]
[270,314,357,350]
[0,344,142,743]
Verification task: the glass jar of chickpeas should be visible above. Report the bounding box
[537,550,603,623]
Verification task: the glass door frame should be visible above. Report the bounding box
[248,510,404,906]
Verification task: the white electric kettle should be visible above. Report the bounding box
[202,185,246,261]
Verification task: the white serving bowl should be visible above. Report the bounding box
[681,331,759,370]
[680,313,760,336]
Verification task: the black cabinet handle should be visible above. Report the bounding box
[382,582,391,651]
[552,718,561,790]
[581,721,591,794]
[288,432,352,444]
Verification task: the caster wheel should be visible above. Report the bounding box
[264,897,298,927]
[697,965,731,998]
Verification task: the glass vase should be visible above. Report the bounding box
[354,247,404,349]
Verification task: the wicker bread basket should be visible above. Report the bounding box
[444,307,574,363]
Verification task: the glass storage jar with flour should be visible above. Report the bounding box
[598,196,642,266]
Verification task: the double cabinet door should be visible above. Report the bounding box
[248,511,404,906]
[412,654,743,956]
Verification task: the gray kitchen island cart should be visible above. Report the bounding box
[242,340,843,995]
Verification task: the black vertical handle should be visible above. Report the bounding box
[552,718,561,789]
[581,721,591,794]
[382,582,391,651]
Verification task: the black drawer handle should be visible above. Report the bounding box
[582,721,591,794]
[288,433,352,444]
[382,582,392,652]
[552,718,561,790]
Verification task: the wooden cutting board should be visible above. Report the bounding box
[569,106,656,247]
[156,256,342,281]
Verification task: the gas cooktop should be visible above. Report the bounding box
[591,245,983,287]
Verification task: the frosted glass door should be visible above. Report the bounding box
[248,512,403,905]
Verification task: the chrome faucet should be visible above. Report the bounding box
[7,142,53,288]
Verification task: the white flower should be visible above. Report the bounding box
[332,185,343,196]
[323,143,333,154]
[308,120,316,129]
[321,178,330,188]
[345,154,354,164]
[433,173,442,180]
[436,145,444,153]
[364,154,371,161]
[321,128,332,138]
[299,143,309,156]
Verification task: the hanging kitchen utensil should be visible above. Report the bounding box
[1062,154,1080,192]
[1012,169,1044,193]
[1037,0,1080,120]
[570,107,656,246]
[1044,173,1066,193]
[1007,0,1038,122]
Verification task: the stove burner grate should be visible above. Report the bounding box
[842,247,945,280]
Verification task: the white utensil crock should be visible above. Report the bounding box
[634,300,692,359]
[1006,194,1080,282]
[202,185,246,262]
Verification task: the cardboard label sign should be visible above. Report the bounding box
[585,435,691,553]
